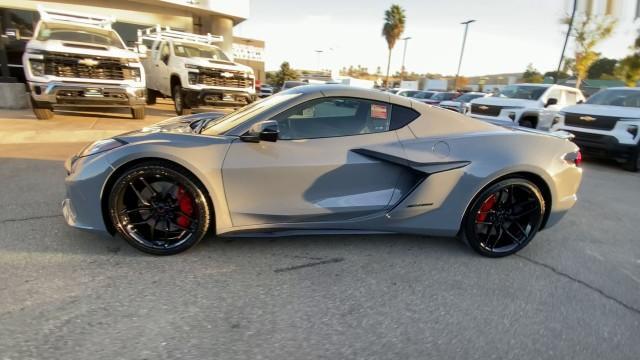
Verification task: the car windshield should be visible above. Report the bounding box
[586,89,640,108]
[413,92,434,99]
[201,93,301,135]
[36,22,125,49]
[173,42,230,61]
[456,93,484,102]
[496,85,547,100]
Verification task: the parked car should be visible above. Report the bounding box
[282,81,307,91]
[551,87,640,172]
[63,85,582,257]
[23,7,146,120]
[258,84,274,98]
[420,91,460,105]
[139,26,256,115]
[439,92,490,113]
[395,89,422,97]
[469,83,585,130]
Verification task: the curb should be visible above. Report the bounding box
[0,130,127,144]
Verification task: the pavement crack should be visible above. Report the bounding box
[0,214,62,224]
[274,257,344,273]
[516,254,640,316]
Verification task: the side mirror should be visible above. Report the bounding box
[545,98,558,107]
[240,120,279,143]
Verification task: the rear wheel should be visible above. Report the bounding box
[172,86,192,115]
[462,178,545,257]
[146,89,157,105]
[108,162,211,255]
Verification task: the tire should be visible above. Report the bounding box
[146,89,157,105]
[108,162,212,255]
[622,145,640,172]
[172,85,191,115]
[131,107,145,120]
[33,107,54,120]
[461,178,545,257]
[519,118,535,128]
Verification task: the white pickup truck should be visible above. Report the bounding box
[23,7,146,120]
[469,83,585,130]
[138,26,256,115]
[551,87,640,172]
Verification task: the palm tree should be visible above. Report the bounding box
[382,4,406,88]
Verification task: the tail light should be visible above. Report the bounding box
[564,150,582,167]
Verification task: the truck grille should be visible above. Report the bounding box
[196,68,253,88]
[43,53,135,81]
[471,104,502,116]
[564,112,618,131]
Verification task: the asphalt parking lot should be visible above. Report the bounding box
[0,140,639,359]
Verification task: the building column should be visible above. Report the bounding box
[205,15,234,56]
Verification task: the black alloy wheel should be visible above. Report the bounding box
[109,162,211,255]
[463,178,545,257]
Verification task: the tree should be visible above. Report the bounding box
[615,35,640,87]
[273,61,299,87]
[382,4,406,88]
[588,57,618,79]
[522,64,544,83]
[566,13,616,88]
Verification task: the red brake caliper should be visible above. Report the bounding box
[476,194,497,222]
[176,186,194,228]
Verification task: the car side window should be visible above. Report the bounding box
[159,42,170,60]
[389,105,420,130]
[564,90,578,105]
[272,97,392,140]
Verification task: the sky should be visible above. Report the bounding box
[233,0,640,77]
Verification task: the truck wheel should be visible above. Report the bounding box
[146,89,157,105]
[33,107,54,120]
[519,118,535,128]
[172,86,191,115]
[131,107,146,120]
[622,146,640,172]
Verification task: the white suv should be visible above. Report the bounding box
[551,87,640,172]
[23,7,146,120]
[469,83,585,130]
[139,26,256,115]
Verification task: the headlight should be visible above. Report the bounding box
[185,64,199,69]
[78,138,126,158]
[188,72,198,85]
[30,60,44,76]
[129,67,141,82]
[246,72,255,79]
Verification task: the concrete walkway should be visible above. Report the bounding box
[0,100,229,144]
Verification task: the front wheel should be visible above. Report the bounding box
[108,162,211,255]
[622,145,640,172]
[462,178,545,257]
[172,86,192,115]
[131,107,145,119]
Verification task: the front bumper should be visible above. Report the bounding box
[29,81,146,108]
[183,87,256,108]
[566,130,637,161]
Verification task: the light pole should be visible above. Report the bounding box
[555,0,577,84]
[315,49,324,71]
[400,36,412,81]
[454,19,475,91]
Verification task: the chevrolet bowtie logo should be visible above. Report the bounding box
[580,115,597,122]
[220,72,234,78]
[479,105,489,110]
[78,58,99,67]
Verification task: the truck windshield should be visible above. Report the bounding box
[36,22,125,49]
[201,93,301,135]
[586,89,640,108]
[173,42,230,61]
[496,85,547,100]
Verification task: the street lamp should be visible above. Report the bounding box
[400,36,412,81]
[315,49,324,71]
[454,19,475,91]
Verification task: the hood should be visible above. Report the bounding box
[471,96,540,108]
[27,39,139,60]
[561,103,640,119]
[439,100,462,107]
[118,112,227,137]
[184,56,253,73]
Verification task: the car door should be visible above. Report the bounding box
[222,97,407,227]
[539,87,565,130]
[155,41,172,96]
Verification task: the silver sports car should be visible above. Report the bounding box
[63,85,583,257]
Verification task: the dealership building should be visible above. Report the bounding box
[0,0,265,83]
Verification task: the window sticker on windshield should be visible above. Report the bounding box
[371,104,388,119]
